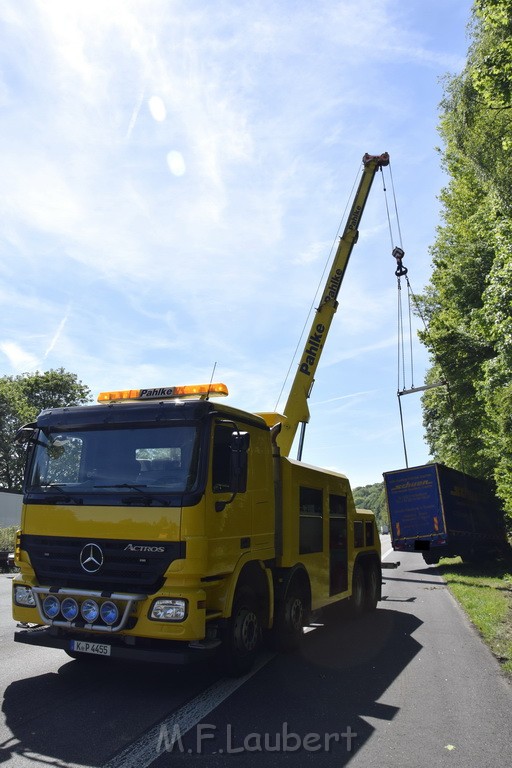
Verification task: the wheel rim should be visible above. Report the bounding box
[288,596,303,631]
[234,608,259,653]
[354,569,365,608]
[368,568,378,598]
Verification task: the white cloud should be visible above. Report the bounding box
[43,310,70,359]
[126,88,146,140]
[0,0,471,482]
[0,342,39,372]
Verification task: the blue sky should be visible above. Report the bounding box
[0,0,472,488]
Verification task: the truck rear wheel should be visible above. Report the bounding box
[364,562,380,612]
[221,587,262,677]
[350,564,366,615]
[274,580,307,652]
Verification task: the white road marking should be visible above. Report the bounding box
[102,652,275,768]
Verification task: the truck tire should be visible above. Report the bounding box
[350,564,365,616]
[364,562,380,612]
[274,579,307,652]
[221,587,262,677]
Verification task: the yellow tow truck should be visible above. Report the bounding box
[13,153,388,675]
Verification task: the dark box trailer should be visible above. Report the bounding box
[383,464,508,564]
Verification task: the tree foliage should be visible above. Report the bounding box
[420,0,512,518]
[353,482,387,525]
[0,369,91,491]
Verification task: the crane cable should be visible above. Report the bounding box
[380,162,419,467]
[381,164,467,472]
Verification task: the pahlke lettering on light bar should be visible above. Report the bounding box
[140,387,177,399]
[97,383,229,403]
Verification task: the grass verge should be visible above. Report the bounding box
[437,556,512,678]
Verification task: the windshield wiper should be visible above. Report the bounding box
[94,483,149,490]
[93,483,167,506]
[37,483,81,504]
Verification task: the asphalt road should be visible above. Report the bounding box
[1,539,511,768]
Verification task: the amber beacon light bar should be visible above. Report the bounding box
[97,382,229,403]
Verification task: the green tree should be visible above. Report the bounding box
[353,482,387,525]
[420,0,512,518]
[18,368,92,412]
[0,379,34,491]
[0,369,92,491]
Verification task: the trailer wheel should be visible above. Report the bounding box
[364,562,380,612]
[350,564,365,616]
[221,587,261,677]
[274,579,307,652]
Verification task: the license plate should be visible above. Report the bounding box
[70,639,111,656]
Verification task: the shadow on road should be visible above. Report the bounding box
[2,608,422,767]
[151,607,423,767]
[381,573,446,587]
[1,654,218,766]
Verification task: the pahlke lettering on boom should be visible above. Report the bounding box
[299,323,326,376]
[347,204,362,231]
[324,268,343,303]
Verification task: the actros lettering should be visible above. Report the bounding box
[299,323,326,377]
[125,544,166,553]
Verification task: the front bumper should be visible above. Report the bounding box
[13,577,208,640]
[14,624,219,665]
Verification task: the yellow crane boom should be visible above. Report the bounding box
[259,152,389,458]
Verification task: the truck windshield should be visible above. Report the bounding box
[27,423,200,496]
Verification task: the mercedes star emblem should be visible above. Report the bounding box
[79,543,104,573]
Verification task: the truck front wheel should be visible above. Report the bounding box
[221,587,262,677]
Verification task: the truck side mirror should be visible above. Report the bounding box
[215,430,250,512]
[229,431,250,493]
[14,423,37,445]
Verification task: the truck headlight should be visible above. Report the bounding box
[100,601,119,626]
[81,599,100,623]
[43,594,61,619]
[61,598,79,621]
[14,585,36,607]
[150,598,187,622]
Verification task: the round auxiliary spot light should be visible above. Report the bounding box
[100,601,119,626]
[43,594,61,620]
[61,597,79,621]
[81,599,100,623]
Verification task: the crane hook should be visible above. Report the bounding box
[393,246,408,277]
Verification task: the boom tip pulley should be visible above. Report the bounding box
[363,151,390,168]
